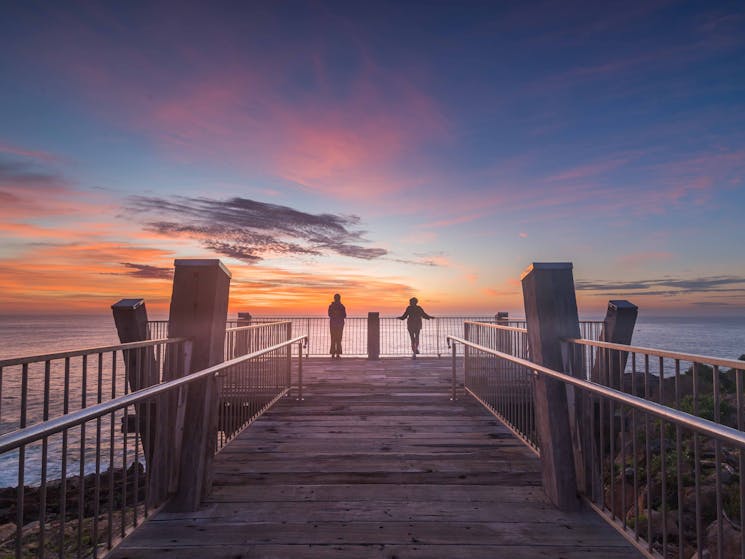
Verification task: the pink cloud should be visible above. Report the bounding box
[546,158,629,182]
[0,141,64,164]
[24,13,451,202]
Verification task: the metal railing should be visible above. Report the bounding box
[450,325,745,559]
[0,333,306,559]
[565,337,745,559]
[458,321,537,450]
[0,338,190,438]
[151,316,601,357]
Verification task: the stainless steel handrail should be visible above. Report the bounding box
[447,335,745,447]
[225,320,291,333]
[0,337,189,368]
[464,320,528,333]
[0,335,308,453]
[566,337,745,370]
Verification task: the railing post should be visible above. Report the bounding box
[495,312,511,375]
[237,312,252,327]
[286,321,292,392]
[235,312,252,357]
[463,322,470,390]
[451,341,457,401]
[521,262,582,511]
[167,259,231,512]
[297,341,304,401]
[367,312,380,360]
[591,300,638,387]
[584,300,638,503]
[111,298,158,471]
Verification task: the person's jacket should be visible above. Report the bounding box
[328,301,347,327]
[399,304,432,330]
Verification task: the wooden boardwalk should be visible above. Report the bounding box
[110,358,641,558]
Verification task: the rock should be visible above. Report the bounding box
[0,523,16,543]
[719,462,736,485]
[632,508,679,541]
[21,520,40,536]
[704,518,741,558]
[683,482,718,522]
[605,480,637,519]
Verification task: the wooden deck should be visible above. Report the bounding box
[109,358,641,558]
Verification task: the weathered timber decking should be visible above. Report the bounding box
[110,358,641,558]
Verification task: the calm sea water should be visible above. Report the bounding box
[0,313,743,487]
[2,314,743,361]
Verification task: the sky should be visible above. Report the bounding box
[1,0,744,317]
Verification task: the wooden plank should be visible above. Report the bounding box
[111,519,631,547]
[110,357,641,558]
[109,543,642,559]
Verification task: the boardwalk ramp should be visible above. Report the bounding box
[109,358,641,558]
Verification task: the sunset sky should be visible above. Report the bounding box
[1,1,744,317]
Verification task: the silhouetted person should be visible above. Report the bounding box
[328,293,346,359]
[398,297,433,359]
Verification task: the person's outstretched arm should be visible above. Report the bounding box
[421,308,434,319]
[398,307,409,320]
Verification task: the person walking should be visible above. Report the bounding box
[398,297,433,359]
[328,293,347,359]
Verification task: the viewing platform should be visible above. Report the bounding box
[109,357,640,558]
[2,260,743,559]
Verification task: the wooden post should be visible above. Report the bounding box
[167,259,231,512]
[235,312,252,357]
[111,298,157,468]
[495,312,511,374]
[586,300,638,502]
[367,312,380,360]
[521,262,581,511]
[591,300,638,388]
[111,298,157,388]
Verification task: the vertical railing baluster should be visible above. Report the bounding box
[39,360,51,559]
[108,352,116,551]
[737,366,745,559]
[77,355,88,558]
[713,364,723,559]
[59,357,71,558]
[693,362,702,557]
[675,359,684,559]
[93,352,103,556]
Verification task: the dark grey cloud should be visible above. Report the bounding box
[127,196,387,263]
[120,263,174,280]
[576,276,745,297]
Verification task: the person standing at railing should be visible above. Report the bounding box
[328,293,347,359]
[398,297,433,359]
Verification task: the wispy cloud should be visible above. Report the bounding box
[127,196,387,263]
[0,141,64,164]
[0,157,89,218]
[576,275,745,297]
[120,262,173,280]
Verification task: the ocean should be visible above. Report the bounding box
[2,314,744,362]
[0,313,743,487]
